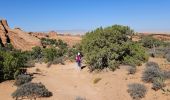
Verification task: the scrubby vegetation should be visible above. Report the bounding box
[140,36,164,49]
[152,77,165,91]
[0,49,28,81]
[14,74,33,86]
[145,61,159,68]
[142,66,164,83]
[139,36,170,61]
[12,82,52,100]
[142,61,170,91]
[127,83,147,100]
[82,25,148,71]
[0,38,80,82]
[128,66,137,75]
[165,53,170,62]
[75,96,86,100]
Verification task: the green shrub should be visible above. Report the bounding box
[31,46,43,60]
[12,82,52,99]
[4,43,14,51]
[82,25,148,71]
[0,54,4,82]
[128,66,137,74]
[0,49,28,80]
[41,38,57,46]
[41,38,68,50]
[57,39,68,50]
[127,83,147,100]
[67,48,79,61]
[152,77,165,91]
[142,66,164,83]
[14,74,33,86]
[122,42,148,66]
[140,36,164,48]
[42,47,63,62]
[14,70,21,79]
[2,52,22,80]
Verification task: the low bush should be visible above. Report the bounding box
[148,46,170,58]
[31,46,43,60]
[165,53,170,62]
[42,47,64,62]
[140,36,164,49]
[12,82,52,99]
[14,74,33,86]
[127,83,147,100]
[67,48,79,61]
[41,38,68,50]
[75,96,86,100]
[0,55,4,82]
[152,77,165,91]
[163,71,170,79]
[145,62,159,68]
[128,66,137,74]
[142,66,164,83]
[1,51,27,80]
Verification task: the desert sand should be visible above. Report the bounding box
[0,57,170,100]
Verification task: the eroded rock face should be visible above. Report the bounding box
[30,32,48,39]
[48,31,57,38]
[0,19,42,51]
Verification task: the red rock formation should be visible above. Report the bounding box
[48,31,57,38]
[0,20,8,45]
[31,32,48,39]
[0,19,42,51]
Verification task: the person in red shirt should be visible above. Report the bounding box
[76,52,82,70]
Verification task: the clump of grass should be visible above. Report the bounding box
[75,96,86,100]
[152,77,166,91]
[145,62,159,68]
[127,83,147,100]
[14,74,33,86]
[93,77,102,84]
[142,66,164,83]
[128,66,137,75]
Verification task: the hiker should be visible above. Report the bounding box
[76,52,82,70]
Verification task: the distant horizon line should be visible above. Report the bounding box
[25,29,170,35]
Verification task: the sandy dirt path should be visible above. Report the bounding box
[0,58,170,100]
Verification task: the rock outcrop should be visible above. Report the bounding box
[48,31,57,38]
[29,32,48,39]
[0,19,42,51]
